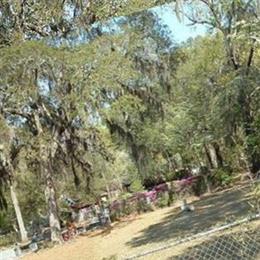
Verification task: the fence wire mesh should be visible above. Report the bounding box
[124,214,260,260]
[172,225,260,260]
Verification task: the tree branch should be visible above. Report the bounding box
[246,40,256,75]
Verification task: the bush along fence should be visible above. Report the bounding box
[124,213,260,260]
[109,177,198,220]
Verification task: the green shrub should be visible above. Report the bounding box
[110,211,120,222]
[213,168,233,187]
[121,200,136,216]
[110,199,138,220]
[0,212,13,235]
[119,192,132,200]
[136,199,153,213]
[155,193,169,208]
[192,176,207,196]
[167,189,176,206]
[130,179,144,193]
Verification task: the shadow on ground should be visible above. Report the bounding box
[126,186,254,248]
[170,227,260,260]
[89,217,140,238]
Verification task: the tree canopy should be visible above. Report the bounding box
[0,0,259,243]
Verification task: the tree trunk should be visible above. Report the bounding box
[244,125,260,174]
[239,150,253,180]
[10,185,28,243]
[249,152,260,175]
[212,142,224,168]
[204,144,214,169]
[208,145,218,168]
[42,148,61,243]
[202,175,212,194]
[164,151,176,173]
[34,111,61,242]
[45,180,61,242]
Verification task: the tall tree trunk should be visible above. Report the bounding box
[44,170,61,242]
[204,144,214,169]
[240,151,253,181]
[10,185,28,243]
[41,144,61,243]
[0,146,28,243]
[202,175,212,194]
[34,112,61,242]
[249,151,260,175]
[203,145,213,193]
[212,142,224,168]
[205,143,223,169]
[164,151,176,173]
[208,145,218,169]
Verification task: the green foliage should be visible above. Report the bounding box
[0,232,16,248]
[16,171,46,224]
[136,199,153,213]
[191,176,207,196]
[0,211,13,235]
[121,200,136,216]
[0,0,260,241]
[130,178,144,193]
[212,169,233,187]
[155,193,169,208]
[0,0,173,45]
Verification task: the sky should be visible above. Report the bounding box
[53,3,208,47]
[154,4,207,43]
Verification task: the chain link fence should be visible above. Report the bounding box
[124,214,260,260]
[173,225,260,260]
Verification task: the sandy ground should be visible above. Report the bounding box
[147,219,260,260]
[23,184,258,260]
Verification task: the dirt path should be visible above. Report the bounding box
[24,185,256,260]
